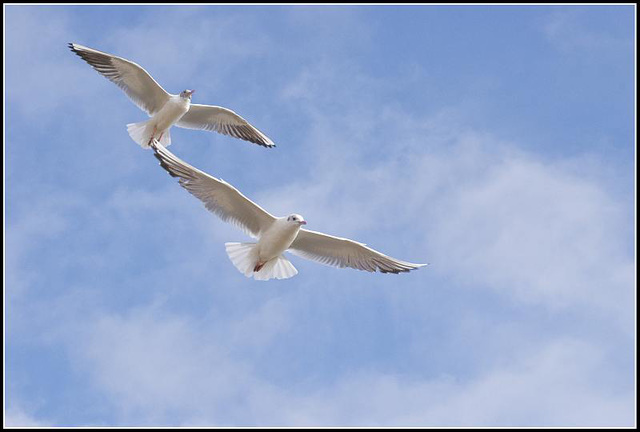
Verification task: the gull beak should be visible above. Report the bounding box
[299,221,307,225]
[187,89,195,97]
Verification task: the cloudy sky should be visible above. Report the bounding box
[4,4,635,427]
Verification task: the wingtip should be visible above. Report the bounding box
[68,42,83,57]
[149,138,161,152]
[149,139,162,158]
[257,141,276,149]
[391,262,429,274]
[256,135,275,148]
[149,140,180,178]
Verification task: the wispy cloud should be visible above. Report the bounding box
[5,5,635,427]
[102,7,274,94]
[4,6,81,117]
[5,405,50,427]
[269,59,634,325]
[48,301,633,426]
[20,68,631,425]
[543,7,634,55]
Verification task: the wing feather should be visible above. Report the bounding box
[69,43,170,115]
[177,104,275,148]
[150,140,276,238]
[289,229,426,274]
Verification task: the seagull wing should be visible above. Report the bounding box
[69,43,170,115]
[150,140,276,238]
[289,229,427,274]
[177,104,275,148]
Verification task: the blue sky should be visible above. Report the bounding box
[4,4,636,427]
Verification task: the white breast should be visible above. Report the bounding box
[257,219,301,261]
[151,96,190,131]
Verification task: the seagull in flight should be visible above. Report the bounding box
[69,43,275,149]
[150,140,427,281]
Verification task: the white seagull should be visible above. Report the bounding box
[69,43,275,149]
[150,140,427,281]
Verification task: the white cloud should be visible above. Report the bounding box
[427,146,635,325]
[4,6,94,118]
[47,104,632,425]
[292,338,634,427]
[102,7,273,93]
[5,190,83,301]
[269,61,635,326]
[57,301,633,426]
[5,7,634,427]
[5,405,50,427]
[8,77,634,426]
[543,8,633,55]
[68,304,285,425]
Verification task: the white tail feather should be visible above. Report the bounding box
[225,242,259,277]
[225,243,298,281]
[254,255,298,281]
[158,128,171,147]
[126,121,171,149]
[126,121,151,148]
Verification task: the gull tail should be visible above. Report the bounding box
[126,121,171,149]
[225,242,259,277]
[254,255,298,281]
[225,242,298,281]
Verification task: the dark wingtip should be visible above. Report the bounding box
[150,142,180,179]
[252,140,275,149]
[68,43,83,58]
[150,141,162,161]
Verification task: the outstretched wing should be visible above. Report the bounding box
[289,229,427,274]
[150,140,276,238]
[177,104,275,148]
[69,43,170,115]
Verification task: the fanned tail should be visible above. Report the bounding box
[254,255,298,281]
[225,242,298,281]
[127,121,171,148]
[225,242,259,277]
[127,120,151,148]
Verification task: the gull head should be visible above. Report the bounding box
[287,214,307,226]
[180,89,195,100]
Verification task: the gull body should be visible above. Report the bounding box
[127,91,194,148]
[150,140,427,281]
[153,95,191,132]
[69,43,275,149]
[254,215,306,271]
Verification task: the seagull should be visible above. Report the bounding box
[68,43,275,149]
[150,140,427,280]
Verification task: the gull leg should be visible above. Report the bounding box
[253,261,265,273]
[147,126,157,147]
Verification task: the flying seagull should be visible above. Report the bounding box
[68,43,275,149]
[150,140,426,281]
